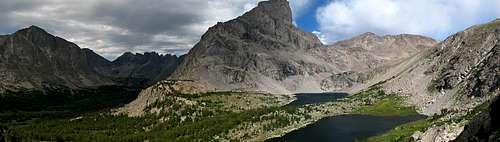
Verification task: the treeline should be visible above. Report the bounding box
[1,106,302,141]
[0,86,139,112]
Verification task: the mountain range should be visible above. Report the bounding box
[0,26,181,93]
[0,0,498,141]
[168,0,437,94]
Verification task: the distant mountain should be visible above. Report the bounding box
[107,52,181,87]
[0,26,180,93]
[167,0,437,94]
[0,26,114,92]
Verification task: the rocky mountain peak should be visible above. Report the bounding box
[199,0,320,51]
[14,25,53,38]
[241,0,292,25]
[114,52,171,64]
[11,25,60,48]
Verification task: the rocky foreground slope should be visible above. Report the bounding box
[377,19,500,141]
[453,96,500,142]
[383,19,499,115]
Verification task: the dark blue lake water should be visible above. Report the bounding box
[267,114,426,142]
[268,93,426,142]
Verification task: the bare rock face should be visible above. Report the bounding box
[380,19,500,142]
[167,0,437,94]
[383,19,500,114]
[428,20,500,97]
[0,26,115,91]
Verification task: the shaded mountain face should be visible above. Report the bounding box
[168,0,437,94]
[0,26,115,91]
[107,52,181,87]
[0,26,180,92]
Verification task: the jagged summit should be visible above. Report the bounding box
[11,25,60,48]
[113,52,176,62]
[201,0,320,50]
[27,25,46,31]
[241,0,293,25]
[14,25,52,37]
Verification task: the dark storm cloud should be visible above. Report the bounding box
[92,0,204,34]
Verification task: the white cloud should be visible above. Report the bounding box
[289,0,312,18]
[316,0,500,43]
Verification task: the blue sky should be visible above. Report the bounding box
[293,0,329,32]
[292,0,500,44]
[1,0,499,59]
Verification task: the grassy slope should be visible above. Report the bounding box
[346,86,427,142]
[352,95,419,116]
[346,86,419,117]
[363,119,431,142]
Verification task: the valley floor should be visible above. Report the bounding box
[1,85,444,142]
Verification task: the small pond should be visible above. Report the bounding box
[287,92,348,106]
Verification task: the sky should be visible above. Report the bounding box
[1,0,499,60]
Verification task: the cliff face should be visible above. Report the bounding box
[428,20,500,97]
[168,0,437,94]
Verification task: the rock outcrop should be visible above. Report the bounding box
[453,96,500,142]
[167,0,437,94]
